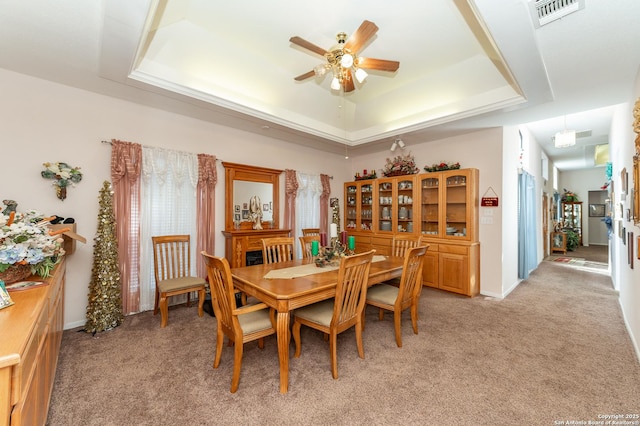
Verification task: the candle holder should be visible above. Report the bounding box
[314,237,355,267]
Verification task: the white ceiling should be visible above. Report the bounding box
[1,0,639,170]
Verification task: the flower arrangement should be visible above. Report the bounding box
[0,210,65,281]
[424,162,461,172]
[41,162,83,200]
[314,240,353,267]
[354,169,377,181]
[561,188,578,202]
[382,153,419,177]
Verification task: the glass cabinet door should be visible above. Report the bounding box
[419,175,440,236]
[345,183,358,231]
[359,183,373,231]
[396,178,414,233]
[377,179,394,233]
[444,172,468,239]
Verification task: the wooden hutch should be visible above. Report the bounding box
[345,168,480,296]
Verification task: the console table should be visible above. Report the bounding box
[221,229,291,268]
[0,259,65,426]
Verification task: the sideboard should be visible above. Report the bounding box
[221,229,291,268]
[0,259,65,426]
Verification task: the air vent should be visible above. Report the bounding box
[529,0,585,28]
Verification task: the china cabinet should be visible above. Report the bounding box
[561,201,582,245]
[551,231,567,254]
[344,168,480,296]
[418,168,479,296]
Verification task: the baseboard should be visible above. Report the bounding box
[64,319,86,330]
[480,278,521,299]
[618,299,640,364]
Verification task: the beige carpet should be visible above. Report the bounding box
[47,259,639,426]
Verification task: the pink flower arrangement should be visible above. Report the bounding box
[382,153,419,177]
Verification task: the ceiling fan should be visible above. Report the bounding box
[289,20,400,92]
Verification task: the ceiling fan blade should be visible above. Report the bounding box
[344,20,378,53]
[294,70,316,81]
[343,69,355,92]
[289,36,327,57]
[357,57,400,72]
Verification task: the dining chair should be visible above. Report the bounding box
[364,244,429,347]
[292,249,375,379]
[384,234,422,286]
[152,235,207,328]
[301,228,320,236]
[261,237,295,264]
[299,235,320,259]
[201,252,276,393]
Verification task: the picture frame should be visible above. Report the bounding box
[243,203,248,210]
[588,204,605,217]
[263,203,269,211]
[234,205,240,212]
[637,235,640,260]
[629,231,634,268]
[621,167,628,195]
[234,213,241,221]
[242,209,249,219]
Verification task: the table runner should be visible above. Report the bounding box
[264,255,388,279]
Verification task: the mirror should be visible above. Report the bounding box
[223,162,282,231]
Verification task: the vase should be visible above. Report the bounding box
[56,186,67,201]
[0,263,33,284]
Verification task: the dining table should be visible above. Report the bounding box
[230,254,405,394]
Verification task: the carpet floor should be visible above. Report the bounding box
[46,254,638,426]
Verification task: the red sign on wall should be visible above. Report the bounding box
[481,187,499,207]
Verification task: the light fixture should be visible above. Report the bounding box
[554,116,576,148]
[390,140,398,152]
[397,139,405,149]
[319,32,367,92]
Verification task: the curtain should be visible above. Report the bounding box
[295,172,323,257]
[284,169,298,234]
[110,139,142,315]
[196,154,217,278]
[518,170,538,279]
[139,146,198,312]
[320,174,331,235]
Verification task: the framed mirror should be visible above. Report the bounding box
[223,162,282,231]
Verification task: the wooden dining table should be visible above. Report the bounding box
[230,254,405,393]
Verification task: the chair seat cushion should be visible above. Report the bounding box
[238,309,273,334]
[293,299,334,326]
[158,276,206,293]
[366,284,399,305]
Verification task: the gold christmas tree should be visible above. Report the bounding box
[85,181,123,334]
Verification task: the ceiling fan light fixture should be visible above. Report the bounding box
[340,53,354,68]
[314,64,327,77]
[354,67,368,83]
[330,76,341,91]
[554,130,576,148]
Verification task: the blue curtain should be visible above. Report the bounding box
[518,170,538,279]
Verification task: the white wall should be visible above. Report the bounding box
[608,70,640,361]
[559,168,609,246]
[350,127,508,297]
[0,68,351,328]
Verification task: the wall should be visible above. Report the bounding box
[0,68,351,328]
[608,70,640,361]
[587,190,609,245]
[559,168,609,246]
[350,127,509,297]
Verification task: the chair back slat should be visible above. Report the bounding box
[152,235,192,282]
[201,253,237,331]
[333,250,375,326]
[299,235,320,259]
[390,234,421,257]
[301,228,320,236]
[262,237,295,264]
[397,245,429,304]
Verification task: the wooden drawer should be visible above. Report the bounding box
[438,244,468,255]
[423,243,438,252]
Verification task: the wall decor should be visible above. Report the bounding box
[588,204,605,217]
[41,162,83,201]
[629,231,634,268]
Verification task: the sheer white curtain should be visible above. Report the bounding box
[295,172,323,257]
[138,147,199,312]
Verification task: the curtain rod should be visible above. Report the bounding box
[101,141,332,177]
